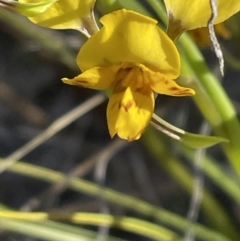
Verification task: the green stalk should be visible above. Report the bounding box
[141,0,240,175]
[146,0,240,174]
[97,0,150,15]
[0,218,125,241]
[0,158,233,241]
[179,34,240,174]
[147,0,168,24]
[0,211,182,241]
[180,37,233,120]
[0,204,124,241]
[179,54,223,128]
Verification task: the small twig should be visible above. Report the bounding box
[0,0,15,10]
[0,80,48,126]
[184,122,210,241]
[20,139,127,211]
[93,139,127,241]
[0,94,106,173]
[0,8,78,71]
[208,0,224,76]
[130,150,159,205]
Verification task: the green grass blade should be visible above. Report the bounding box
[0,158,234,241]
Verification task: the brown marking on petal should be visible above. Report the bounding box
[135,85,152,97]
[124,100,135,112]
[118,100,135,112]
[135,87,143,94]
[118,101,122,110]
[167,12,186,41]
[164,80,169,85]
[169,87,179,91]
[169,87,192,95]
[169,87,192,94]
[77,79,89,85]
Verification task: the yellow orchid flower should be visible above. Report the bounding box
[62,9,195,141]
[164,0,240,40]
[19,0,96,31]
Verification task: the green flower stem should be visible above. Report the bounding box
[179,54,223,128]
[141,128,240,240]
[98,0,150,15]
[0,218,97,241]
[179,34,240,174]
[0,211,181,241]
[180,34,237,126]
[145,0,240,174]
[0,205,127,241]
[0,216,125,241]
[0,203,125,241]
[146,0,168,24]
[0,158,233,241]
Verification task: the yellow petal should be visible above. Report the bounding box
[15,0,57,17]
[107,86,154,141]
[19,0,96,29]
[77,9,180,79]
[164,0,240,30]
[143,67,195,96]
[62,64,122,89]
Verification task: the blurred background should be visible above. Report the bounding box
[0,1,240,241]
